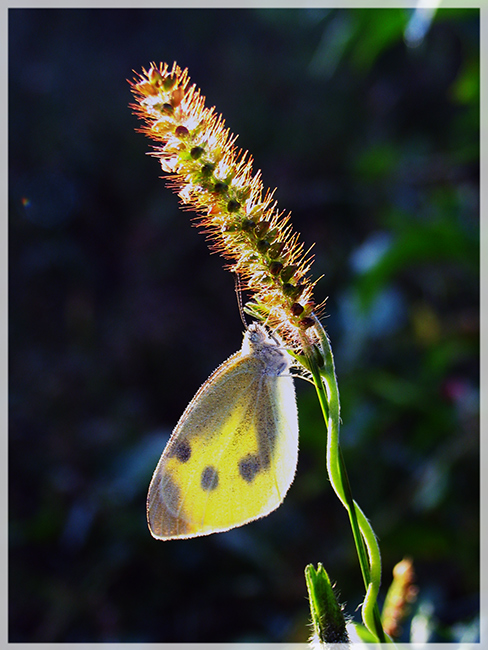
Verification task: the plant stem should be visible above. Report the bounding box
[303,318,389,643]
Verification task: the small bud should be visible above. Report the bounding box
[149,68,163,85]
[268,261,283,276]
[290,302,304,316]
[201,163,215,177]
[257,239,270,253]
[162,74,177,91]
[156,103,174,115]
[281,265,298,283]
[268,242,285,260]
[254,221,270,239]
[299,317,315,330]
[171,87,185,107]
[227,200,241,213]
[283,282,304,300]
[241,218,255,232]
[266,227,279,242]
[213,181,228,195]
[190,146,204,159]
[175,125,190,138]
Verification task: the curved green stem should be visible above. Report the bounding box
[302,318,390,643]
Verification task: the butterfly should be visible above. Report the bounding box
[147,322,299,539]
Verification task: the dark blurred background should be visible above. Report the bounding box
[9,7,479,643]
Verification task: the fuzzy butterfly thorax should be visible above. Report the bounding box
[241,323,290,376]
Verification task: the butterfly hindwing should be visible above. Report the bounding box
[147,324,299,540]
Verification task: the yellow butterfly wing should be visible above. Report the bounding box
[147,324,299,540]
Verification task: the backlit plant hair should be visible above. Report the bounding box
[129,61,391,644]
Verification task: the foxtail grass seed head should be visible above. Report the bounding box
[381,557,418,639]
[129,62,324,352]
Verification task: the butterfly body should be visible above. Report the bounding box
[147,323,299,540]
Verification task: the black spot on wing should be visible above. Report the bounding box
[201,465,219,491]
[238,453,261,483]
[169,439,191,463]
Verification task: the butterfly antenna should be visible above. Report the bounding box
[234,274,248,328]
